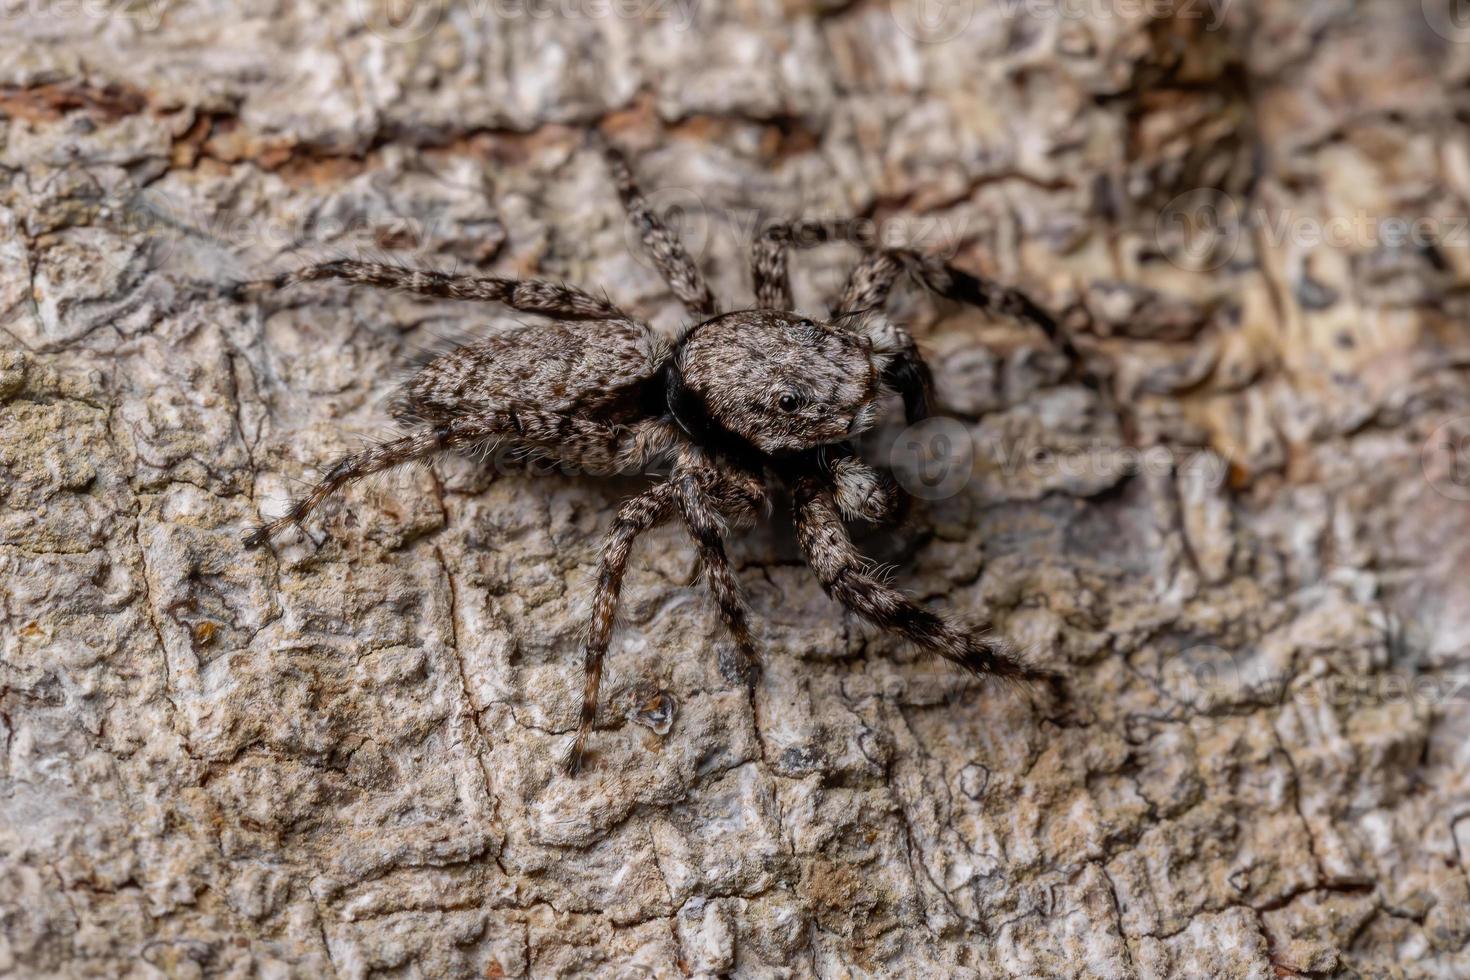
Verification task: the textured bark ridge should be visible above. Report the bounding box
[3,2,1470,976]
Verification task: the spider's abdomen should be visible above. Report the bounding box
[398,318,669,425]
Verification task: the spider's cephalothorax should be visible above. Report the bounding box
[242,137,1078,774]
[668,310,885,459]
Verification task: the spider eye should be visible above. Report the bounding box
[778,392,801,413]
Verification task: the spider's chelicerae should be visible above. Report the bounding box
[243,138,1077,774]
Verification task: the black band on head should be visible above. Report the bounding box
[663,357,769,471]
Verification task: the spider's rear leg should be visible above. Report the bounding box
[599,139,718,318]
[248,259,631,322]
[244,410,669,549]
[243,426,447,548]
[790,473,1055,688]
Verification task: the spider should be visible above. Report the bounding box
[242,137,1076,775]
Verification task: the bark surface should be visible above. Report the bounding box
[3,1,1470,976]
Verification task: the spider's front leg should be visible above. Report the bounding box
[789,472,1052,685]
[672,453,765,688]
[840,249,1092,397]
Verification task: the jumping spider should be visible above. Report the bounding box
[243,138,1076,774]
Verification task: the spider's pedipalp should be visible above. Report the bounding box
[826,453,903,525]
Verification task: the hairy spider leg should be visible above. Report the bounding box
[790,473,1053,685]
[564,480,678,775]
[600,141,719,318]
[562,452,767,775]
[750,219,874,310]
[259,258,632,321]
[243,411,667,548]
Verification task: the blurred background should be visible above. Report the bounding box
[3,1,1470,976]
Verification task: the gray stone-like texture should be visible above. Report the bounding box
[3,0,1470,976]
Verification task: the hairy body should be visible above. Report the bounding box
[243,137,1074,774]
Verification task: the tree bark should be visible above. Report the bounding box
[3,1,1469,976]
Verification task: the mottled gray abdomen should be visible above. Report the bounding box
[397,318,669,425]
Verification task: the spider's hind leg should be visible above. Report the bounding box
[246,409,669,550]
[243,425,449,548]
[252,259,631,322]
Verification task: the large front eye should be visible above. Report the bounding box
[778,392,801,413]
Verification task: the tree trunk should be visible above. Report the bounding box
[3,1,1469,976]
